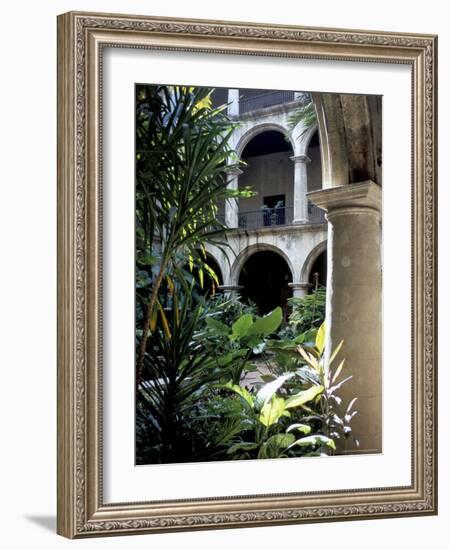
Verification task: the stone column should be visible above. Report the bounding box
[288,282,311,298]
[227,89,239,116]
[225,167,242,229]
[290,154,311,224]
[308,181,382,454]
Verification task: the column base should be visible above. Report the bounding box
[288,282,311,298]
[218,285,244,294]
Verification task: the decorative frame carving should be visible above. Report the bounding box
[57,11,438,538]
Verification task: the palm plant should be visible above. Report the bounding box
[136,288,246,464]
[135,84,253,383]
[287,98,317,139]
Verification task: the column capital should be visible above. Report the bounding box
[290,154,311,164]
[288,282,311,290]
[226,166,244,177]
[227,88,240,116]
[307,180,381,213]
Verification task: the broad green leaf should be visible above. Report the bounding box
[213,349,247,367]
[231,313,253,339]
[222,382,254,407]
[315,322,326,354]
[259,396,286,426]
[266,433,295,449]
[285,384,324,409]
[286,423,312,435]
[247,307,282,337]
[289,435,336,450]
[227,442,258,455]
[259,433,295,458]
[205,316,230,335]
[254,373,293,412]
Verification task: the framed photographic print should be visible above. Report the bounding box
[57,11,438,538]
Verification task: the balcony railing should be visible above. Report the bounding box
[239,90,296,114]
[217,204,326,230]
[238,206,293,229]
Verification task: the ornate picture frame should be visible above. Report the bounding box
[57,11,437,538]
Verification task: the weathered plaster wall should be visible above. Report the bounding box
[239,151,294,212]
[206,224,327,287]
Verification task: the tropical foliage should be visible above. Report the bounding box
[135,84,253,382]
[135,85,358,465]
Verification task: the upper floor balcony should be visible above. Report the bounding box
[224,88,311,117]
[219,203,326,232]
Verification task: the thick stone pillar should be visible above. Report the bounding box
[225,167,242,229]
[227,89,239,116]
[288,282,311,298]
[291,154,311,224]
[308,181,382,454]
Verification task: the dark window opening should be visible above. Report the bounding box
[263,194,286,226]
[239,251,292,318]
[241,130,292,158]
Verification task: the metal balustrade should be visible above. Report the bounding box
[238,206,293,229]
[217,203,326,230]
[239,90,296,114]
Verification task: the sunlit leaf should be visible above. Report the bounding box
[315,321,326,354]
[285,384,324,409]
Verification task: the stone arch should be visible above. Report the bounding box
[235,123,294,159]
[293,122,319,156]
[300,239,328,282]
[230,243,295,286]
[310,92,382,189]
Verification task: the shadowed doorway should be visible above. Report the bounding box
[308,249,327,291]
[238,250,292,317]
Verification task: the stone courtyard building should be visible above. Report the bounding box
[207,89,328,317]
[206,88,383,455]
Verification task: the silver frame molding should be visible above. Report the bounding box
[57,11,438,538]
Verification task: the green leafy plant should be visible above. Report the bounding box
[136,288,246,464]
[287,98,317,140]
[292,323,358,452]
[201,292,257,327]
[290,287,326,331]
[135,84,254,383]
[216,372,333,460]
[278,287,326,340]
[200,306,283,383]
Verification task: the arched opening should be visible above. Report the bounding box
[306,129,325,223]
[238,250,292,317]
[238,130,294,229]
[306,130,322,192]
[308,249,327,290]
